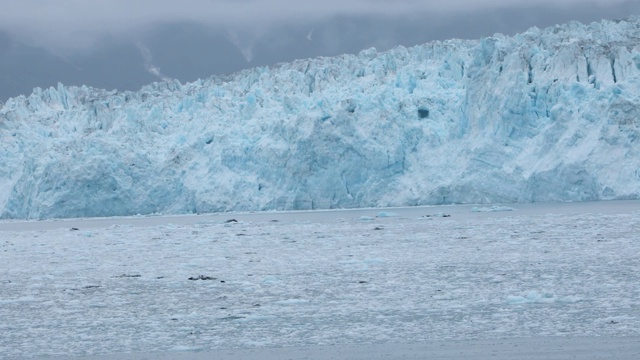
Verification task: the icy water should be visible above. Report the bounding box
[1,201,639,359]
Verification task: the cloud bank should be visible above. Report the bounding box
[0,0,633,52]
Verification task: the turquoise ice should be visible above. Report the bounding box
[1,17,639,219]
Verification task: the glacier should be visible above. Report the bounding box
[1,17,640,219]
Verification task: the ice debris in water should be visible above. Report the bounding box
[376,211,399,218]
[420,212,451,218]
[471,206,515,212]
[506,290,581,304]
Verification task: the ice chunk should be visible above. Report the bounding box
[471,206,515,213]
[420,212,451,218]
[506,290,581,304]
[376,211,399,218]
[274,299,310,305]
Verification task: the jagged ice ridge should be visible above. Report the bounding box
[1,17,640,219]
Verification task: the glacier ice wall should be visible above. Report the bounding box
[1,18,640,219]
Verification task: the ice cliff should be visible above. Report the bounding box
[2,17,640,219]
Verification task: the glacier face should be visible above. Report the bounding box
[1,18,640,219]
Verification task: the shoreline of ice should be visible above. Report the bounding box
[2,199,639,232]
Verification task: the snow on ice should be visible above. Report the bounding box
[1,18,640,219]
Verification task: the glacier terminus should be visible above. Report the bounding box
[1,17,640,219]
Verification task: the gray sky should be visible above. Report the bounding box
[0,0,632,53]
[1,0,638,101]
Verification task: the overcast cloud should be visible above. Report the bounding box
[1,0,638,100]
[0,0,633,52]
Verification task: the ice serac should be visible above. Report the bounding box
[1,18,640,219]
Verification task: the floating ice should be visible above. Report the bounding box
[376,211,399,218]
[1,202,638,358]
[420,212,451,218]
[169,345,205,352]
[506,290,581,304]
[274,299,310,305]
[471,206,515,213]
[1,17,640,219]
